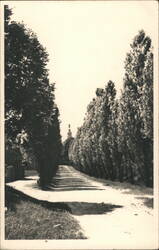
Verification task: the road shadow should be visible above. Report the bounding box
[135,197,153,208]
[49,185,103,191]
[5,186,123,215]
[49,176,104,191]
[16,166,105,191]
[23,177,36,181]
[21,176,104,191]
[65,202,123,215]
[22,182,104,191]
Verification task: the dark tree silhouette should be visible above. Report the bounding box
[5,5,62,187]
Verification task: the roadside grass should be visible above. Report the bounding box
[71,166,153,196]
[5,189,86,240]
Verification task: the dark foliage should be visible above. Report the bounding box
[5,5,62,187]
[61,137,74,165]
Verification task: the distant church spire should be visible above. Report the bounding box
[67,124,72,138]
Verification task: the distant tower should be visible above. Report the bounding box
[67,124,72,139]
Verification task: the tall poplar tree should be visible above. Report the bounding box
[118,30,153,186]
[69,30,153,187]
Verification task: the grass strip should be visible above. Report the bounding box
[5,188,86,240]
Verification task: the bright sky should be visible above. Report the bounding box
[3,1,157,140]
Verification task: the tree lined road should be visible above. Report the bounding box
[5,5,155,248]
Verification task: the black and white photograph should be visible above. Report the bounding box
[0,1,158,249]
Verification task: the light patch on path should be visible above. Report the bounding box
[7,165,157,249]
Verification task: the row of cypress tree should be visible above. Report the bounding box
[69,30,153,187]
[5,6,62,188]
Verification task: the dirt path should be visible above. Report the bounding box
[7,165,157,249]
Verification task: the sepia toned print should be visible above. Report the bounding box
[0,1,158,249]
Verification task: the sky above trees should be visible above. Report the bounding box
[4,1,157,140]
